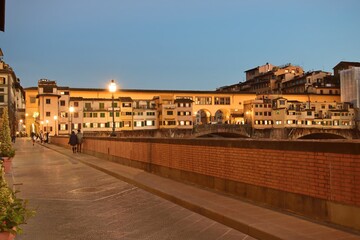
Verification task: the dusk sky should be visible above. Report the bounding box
[1,0,360,90]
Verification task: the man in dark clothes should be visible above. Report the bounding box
[68,131,78,153]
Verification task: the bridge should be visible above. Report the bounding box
[192,124,360,139]
[191,124,251,138]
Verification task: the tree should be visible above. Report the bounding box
[0,108,15,157]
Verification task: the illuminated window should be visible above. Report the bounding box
[146,120,155,126]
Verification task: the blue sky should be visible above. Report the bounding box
[1,0,360,90]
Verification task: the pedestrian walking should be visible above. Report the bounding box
[30,132,36,146]
[76,129,83,153]
[39,130,44,144]
[68,131,78,153]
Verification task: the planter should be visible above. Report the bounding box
[0,231,15,240]
[1,157,12,174]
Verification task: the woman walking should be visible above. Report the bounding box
[68,131,78,153]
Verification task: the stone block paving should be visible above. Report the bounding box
[11,139,254,240]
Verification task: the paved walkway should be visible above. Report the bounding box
[9,138,360,239]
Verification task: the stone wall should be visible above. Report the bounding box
[51,136,360,232]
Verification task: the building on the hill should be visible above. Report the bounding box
[217,63,304,94]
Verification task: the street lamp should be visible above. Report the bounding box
[108,79,117,137]
[54,115,58,136]
[69,106,74,134]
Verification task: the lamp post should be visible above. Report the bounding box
[54,115,58,136]
[69,106,74,134]
[108,79,117,137]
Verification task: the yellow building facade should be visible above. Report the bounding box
[24,79,343,136]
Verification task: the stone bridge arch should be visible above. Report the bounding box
[192,124,251,138]
[214,109,231,124]
[288,128,357,140]
[195,109,212,125]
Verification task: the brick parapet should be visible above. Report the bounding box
[51,136,360,230]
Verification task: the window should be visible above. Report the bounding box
[74,112,79,118]
[0,77,6,84]
[60,112,68,118]
[122,103,132,107]
[84,103,92,110]
[134,121,143,127]
[60,100,66,106]
[99,103,105,109]
[279,100,285,105]
[167,111,173,115]
[214,97,230,105]
[0,96,4,102]
[46,99,51,104]
[307,111,312,116]
[43,86,53,93]
[60,124,67,131]
[74,102,79,107]
[100,113,105,118]
[112,102,118,108]
[46,112,51,117]
[195,97,212,105]
[147,112,155,116]
[146,120,155,126]
[29,96,36,103]
[0,88,4,92]
[93,113,98,118]
[165,121,176,125]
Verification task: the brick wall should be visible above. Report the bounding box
[51,136,360,230]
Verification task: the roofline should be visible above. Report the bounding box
[25,86,257,95]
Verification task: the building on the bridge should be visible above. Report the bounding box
[25,79,259,136]
[244,96,356,129]
[24,79,342,136]
[0,49,26,136]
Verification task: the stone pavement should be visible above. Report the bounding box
[9,138,360,239]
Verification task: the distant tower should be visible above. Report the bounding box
[37,79,61,134]
[340,67,360,120]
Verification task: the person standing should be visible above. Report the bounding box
[76,129,83,153]
[68,131,78,153]
[31,132,36,146]
[39,130,44,144]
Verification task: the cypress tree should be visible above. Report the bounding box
[0,108,15,157]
